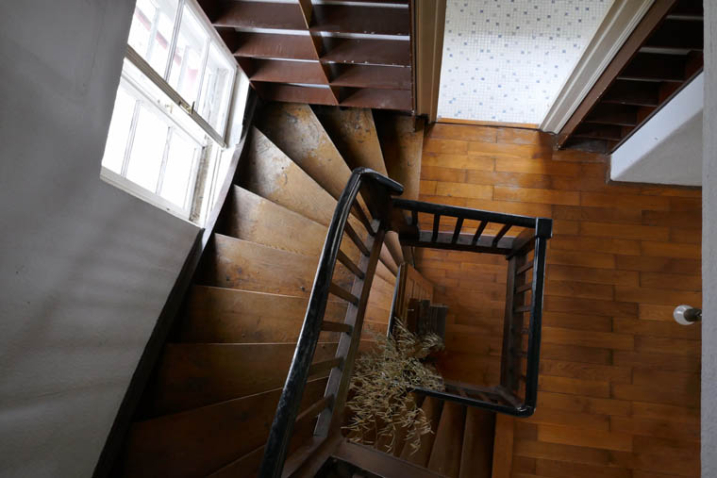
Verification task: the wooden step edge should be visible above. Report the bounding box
[334,440,449,478]
[178,285,347,343]
[124,378,328,477]
[228,185,372,271]
[427,401,465,477]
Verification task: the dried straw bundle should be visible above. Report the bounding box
[344,320,444,454]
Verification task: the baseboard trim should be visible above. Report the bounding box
[436,118,539,130]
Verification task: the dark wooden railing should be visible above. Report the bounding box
[259,170,552,477]
[258,168,403,478]
[391,199,552,416]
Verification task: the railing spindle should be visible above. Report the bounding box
[492,224,512,247]
[472,221,488,245]
[452,217,464,243]
[344,222,370,256]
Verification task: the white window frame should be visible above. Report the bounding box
[106,71,206,217]
[102,0,244,223]
[125,0,238,145]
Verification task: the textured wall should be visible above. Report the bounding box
[437,0,613,124]
[0,1,200,476]
[703,1,716,476]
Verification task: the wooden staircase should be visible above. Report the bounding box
[113,103,425,477]
[340,395,495,478]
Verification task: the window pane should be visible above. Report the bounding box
[168,5,208,106]
[160,130,199,208]
[126,105,170,192]
[127,0,180,76]
[198,43,235,133]
[101,85,137,174]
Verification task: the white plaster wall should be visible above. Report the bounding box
[0,1,200,476]
[611,73,703,187]
[703,1,716,475]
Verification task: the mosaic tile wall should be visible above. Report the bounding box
[437,0,613,125]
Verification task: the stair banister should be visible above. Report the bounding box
[259,168,403,478]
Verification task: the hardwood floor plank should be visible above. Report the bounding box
[537,425,633,452]
[416,122,701,478]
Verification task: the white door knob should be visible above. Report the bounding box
[673,305,701,326]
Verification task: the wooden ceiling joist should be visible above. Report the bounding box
[618,52,688,82]
[233,33,318,61]
[309,4,410,35]
[556,0,704,154]
[330,64,411,90]
[644,19,704,50]
[199,0,414,112]
[320,37,411,67]
[214,2,307,30]
[243,59,329,85]
[601,80,661,106]
[255,83,337,106]
[340,88,412,111]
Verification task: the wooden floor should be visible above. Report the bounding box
[415,123,702,478]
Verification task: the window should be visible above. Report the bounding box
[101,0,248,223]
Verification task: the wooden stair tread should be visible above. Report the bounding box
[334,440,448,478]
[228,186,362,262]
[255,103,401,273]
[228,185,336,257]
[207,446,263,478]
[239,128,396,278]
[300,107,403,269]
[376,114,424,201]
[207,394,324,478]
[312,106,388,175]
[240,127,337,226]
[400,396,443,466]
[149,342,338,415]
[204,234,354,296]
[458,408,495,478]
[121,378,327,477]
[178,286,346,343]
[256,102,354,201]
[427,401,466,478]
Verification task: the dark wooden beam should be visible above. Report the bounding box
[247,59,329,85]
[320,37,411,66]
[618,52,688,82]
[311,4,410,35]
[601,79,660,106]
[253,83,337,106]
[233,33,318,61]
[667,0,704,20]
[644,19,704,50]
[572,123,628,141]
[340,88,412,110]
[214,2,306,30]
[555,0,678,148]
[584,103,639,127]
[331,64,411,90]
